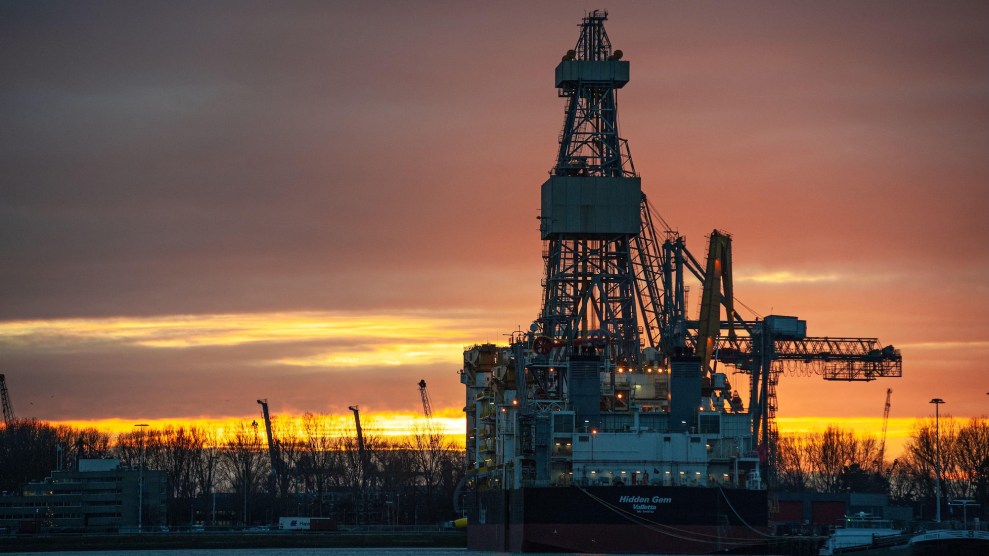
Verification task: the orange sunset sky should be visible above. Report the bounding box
[2,1,987,459]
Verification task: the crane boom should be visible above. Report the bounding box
[879,388,892,468]
[256,399,280,495]
[712,335,903,380]
[418,379,433,419]
[419,379,437,438]
[348,405,369,486]
[696,230,735,376]
[0,374,14,425]
[418,379,433,418]
[349,405,366,455]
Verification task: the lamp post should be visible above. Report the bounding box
[929,398,944,523]
[134,423,148,532]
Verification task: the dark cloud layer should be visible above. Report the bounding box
[2,1,988,421]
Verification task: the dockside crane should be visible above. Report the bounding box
[878,388,892,470]
[348,405,370,523]
[349,405,367,473]
[667,230,900,472]
[1,373,14,426]
[628,216,902,470]
[256,399,282,496]
[418,379,434,434]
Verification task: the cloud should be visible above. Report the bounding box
[897,340,989,351]
[736,270,841,284]
[1,1,988,428]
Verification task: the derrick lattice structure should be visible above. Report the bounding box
[538,10,646,366]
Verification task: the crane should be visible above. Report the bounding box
[348,405,370,523]
[349,405,366,463]
[0,374,14,426]
[644,228,902,476]
[878,388,892,470]
[696,230,735,378]
[418,379,434,434]
[256,399,281,496]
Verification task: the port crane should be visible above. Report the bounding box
[348,405,369,487]
[349,405,367,469]
[418,379,435,435]
[256,399,283,496]
[627,225,903,474]
[878,388,892,470]
[348,405,371,523]
[0,374,14,426]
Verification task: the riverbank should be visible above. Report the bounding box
[0,531,467,553]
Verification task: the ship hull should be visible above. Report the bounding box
[467,484,769,554]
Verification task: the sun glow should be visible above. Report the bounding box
[45,413,912,457]
[51,409,466,448]
[777,416,915,459]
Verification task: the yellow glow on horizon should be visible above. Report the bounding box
[49,410,466,448]
[777,416,915,458]
[45,412,920,458]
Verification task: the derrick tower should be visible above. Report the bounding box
[538,10,643,364]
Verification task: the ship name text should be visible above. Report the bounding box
[618,495,672,504]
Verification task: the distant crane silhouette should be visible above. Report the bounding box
[1,374,14,425]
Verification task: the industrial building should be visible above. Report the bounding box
[0,459,166,534]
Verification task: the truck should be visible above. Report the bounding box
[277,516,337,531]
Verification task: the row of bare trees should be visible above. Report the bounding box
[775,417,989,519]
[9,415,983,525]
[1,415,463,527]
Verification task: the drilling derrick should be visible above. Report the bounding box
[539,9,642,366]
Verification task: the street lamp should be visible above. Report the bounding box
[929,398,944,523]
[134,423,148,532]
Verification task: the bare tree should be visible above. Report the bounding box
[895,416,959,520]
[219,420,268,526]
[405,423,455,522]
[270,416,302,497]
[790,426,885,493]
[298,412,347,516]
[804,427,857,492]
[193,428,222,524]
[954,417,989,500]
[776,434,809,492]
[0,419,60,491]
